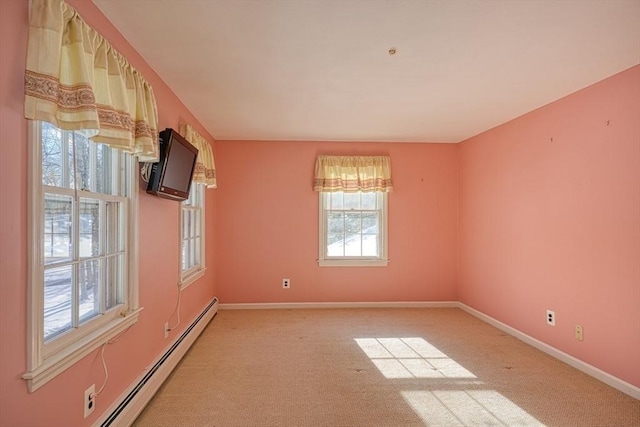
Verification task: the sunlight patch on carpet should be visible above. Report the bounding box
[401,390,545,426]
[354,337,476,379]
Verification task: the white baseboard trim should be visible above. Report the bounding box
[458,302,640,400]
[93,297,218,427]
[218,301,459,310]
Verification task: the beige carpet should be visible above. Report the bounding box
[133,308,639,426]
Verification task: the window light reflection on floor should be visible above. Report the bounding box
[401,390,544,427]
[355,337,543,426]
[354,337,477,379]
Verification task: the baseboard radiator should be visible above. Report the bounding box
[95,297,218,427]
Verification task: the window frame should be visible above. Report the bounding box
[317,191,389,267]
[179,182,206,288]
[24,121,142,392]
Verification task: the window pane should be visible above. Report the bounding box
[362,234,379,257]
[344,192,360,210]
[181,240,188,271]
[190,238,197,269]
[327,212,344,234]
[79,259,100,322]
[344,234,362,256]
[184,210,195,239]
[105,255,122,310]
[44,265,73,340]
[183,209,191,239]
[96,144,114,195]
[194,210,201,237]
[329,192,343,209]
[327,234,344,256]
[74,133,92,191]
[194,237,201,267]
[105,201,121,254]
[362,213,379,233]
[344,213,361,233]
[119,153,128,197]
[41,122,63,187]
[361,192,377,209]
[44,194,73,264]
[79,198,100,258]
[66,132,76,189]
[195,185,202,205]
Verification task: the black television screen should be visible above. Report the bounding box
[146,129,198,201]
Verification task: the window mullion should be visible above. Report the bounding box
[99,199,106,314]
[71,195,79,328]
[119,195,128,304]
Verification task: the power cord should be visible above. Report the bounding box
[91,325,133,399]
[167,282,182,332]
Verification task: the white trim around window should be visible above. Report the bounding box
[24,121,141,392]
[179,183,206,289]
[318,191,389,267]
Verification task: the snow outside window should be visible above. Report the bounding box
[25,121,140,392]
[318,191,388,267]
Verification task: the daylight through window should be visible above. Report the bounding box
[180,183,205,286]
[319,191,388,266]
[25,121,140,392]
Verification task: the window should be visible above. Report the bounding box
[180,183,206,286]
[318,191,388,266]
[24,121,141,392]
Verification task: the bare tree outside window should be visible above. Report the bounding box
[37,122,130,341]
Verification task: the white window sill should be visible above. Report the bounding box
[318,259,389,267]
[23,308,143,392]
[180,267,207,290]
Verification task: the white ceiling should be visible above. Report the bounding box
[93,0,640,143]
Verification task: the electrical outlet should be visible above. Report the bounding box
[84,384,95,418]
[164,322,169,339]
[546,309,555,326]
[575,325,584,341]
[282,278,290,289]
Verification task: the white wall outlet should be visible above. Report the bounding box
[575,325,584,341]
[164,322,170,339]
[84,384,96,418]
[282,278,290,289]
[546,309,555,326]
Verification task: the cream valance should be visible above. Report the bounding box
[313,155,393,193]
[24,0,159,161]
[179,123,217,189]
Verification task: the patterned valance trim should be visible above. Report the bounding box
[179,123,217,189]
[313,155,393,193]
[24,0,159,161]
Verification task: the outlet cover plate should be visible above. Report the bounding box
[84,384,95,418]
[546,309,555,326]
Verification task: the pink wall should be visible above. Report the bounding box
[1,1,637,424]
[0,1,217,426]
[458,66,640,387]
[214,140,459,303]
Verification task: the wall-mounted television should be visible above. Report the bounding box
[146,128,198,201]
